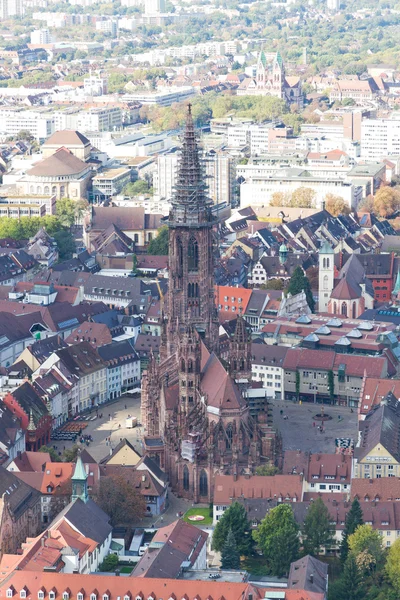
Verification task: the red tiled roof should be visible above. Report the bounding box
[213,474,303,504]
[359,378,400,416]
[351,477,400,501]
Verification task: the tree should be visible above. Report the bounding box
[286,266,315,312]
[56,198,87,228]
[53,229,76,260]
[221,528,241,569]
[124,180,151,196]
[340,498,364,564]
[147,225,169,255]
[358,195,375,213]
[39,445,62,462]
[212,501,253,557]
[288,187,316,208]
[325,193,351,216]
[253,504,300,577]
[348,524,384,577]
[334,554,365,600]
[302,497,334,556]
[260,278,284,290]
[62,445,79,463]
[386,537,400,594]
[373,186,400,218]
[98,553,119,572]
[93,474,146,526]
[255,464,279,476]
[270,191,291,207]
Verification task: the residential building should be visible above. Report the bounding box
[132,519,207,578]
[95,18,118,36]
[353,394,400,479]
[251,343,288,399]
[98,340,140,398]
[0,191,56,216]
[124,86,195,107]
[0,402,25,464]
[30,28,50,44]
[284,450,352,495]
[288,556,328,599]
[100,438,142,467]
[85,206,163,248]
[145,0,165,13]
[213,474,303,523]
[352,477,400,502]
[329,80,376,103]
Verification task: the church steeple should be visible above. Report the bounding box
[165,105,219,354]
[71,452,89,503]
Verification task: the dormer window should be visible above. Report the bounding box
[49,592,56,600]
[38,592,45,600]
[78,593,84,600]
[6,589,13,598]
[103,595,109,600]
[91,595,97,600]
[63,594,69,600]
[20,591,26,599]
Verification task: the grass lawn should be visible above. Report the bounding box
[240,556,270,577]
[183,507,213,526]
[119,566,134,574]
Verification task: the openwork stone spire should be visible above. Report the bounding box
[168,105,214,228]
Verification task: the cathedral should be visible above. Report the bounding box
[141,107,280,502]
[237,50,304,109]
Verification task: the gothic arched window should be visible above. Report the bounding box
[188,237,199,271]
[333,302,337,314]
[181,359,186,372]
[352,301,357,319]
[188,359,193,373]
[323,275,329,291]
[199,470,208,497]
[226,424,233,450]
[341,302,347,316]
[183,465,189,491]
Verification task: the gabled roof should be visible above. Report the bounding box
[201,353,245,411]
[43,130,90,147]
[355,395,400,462]
[27,148,89,177]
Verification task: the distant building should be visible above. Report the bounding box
[327,0,340,10]
[30,28,50,44]
[144,0,165,12]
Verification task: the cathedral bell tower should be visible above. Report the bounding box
[178,324,201,434]
[165,105,219,354]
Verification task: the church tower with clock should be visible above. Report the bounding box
[71,453,89,504]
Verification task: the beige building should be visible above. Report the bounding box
[17,148,93,200]
[42,130,92,161]
[353,396,400,479]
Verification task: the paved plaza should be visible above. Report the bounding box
[271,400,358,454]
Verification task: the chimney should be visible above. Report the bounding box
[310,574,314,584]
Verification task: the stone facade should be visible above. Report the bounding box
[141,107,280,502]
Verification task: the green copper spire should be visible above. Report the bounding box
[71,453,89,504]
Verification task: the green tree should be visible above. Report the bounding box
[286,266,315,312]
[221,528,241,569]
[62,445,79,463]
[332,554,365,600]
[124,180,151,196]
[53,229,76,260]
[348,524,384,577]
[302,497,334,556]
[39,445,62,462]
[255,464,279,476]
[253,504,300,577]
[340,498,364,564]
[147,225,169,255]
[386,537,400,594]
[56,198,88,228]
[212,501,253,557]
[99,553,119,572]
[260,278,284,291]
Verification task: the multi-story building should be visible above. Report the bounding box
[361,117,400,160]
[353,394,400,479]
[0,0,23,19]
[124,86,195,107]
[284,450,352,495]
[0,108,54,142]
[98,340,140,398]
[92,168,131,201]
[0,192,56,216]
[144,0,165,12]
[95,18,118,35]
[251,343,287,400]
[283,347,388,407]
[83,75,108,97]
[30,28,50,44]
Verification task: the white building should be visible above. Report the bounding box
[327,0,340,10]
[361,117,400,160]
[0,108,54,141]
[95,19,118,36]
[30,28,50,44]
[124,86,195,107]
[84,75,107,97]
[144,0,165,13]
[227,123,273,154]
[0,0,23,18]
[240,170,361,210]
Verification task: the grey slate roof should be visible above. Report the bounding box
[288,555,328,595]
[355,393,400,462]
[55,498,112,545]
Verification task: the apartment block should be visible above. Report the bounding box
[361,117,400,160]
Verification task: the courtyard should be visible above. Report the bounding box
[271,400,358,454]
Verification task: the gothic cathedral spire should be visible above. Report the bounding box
[165,105,219,354]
